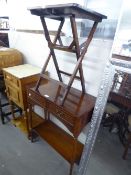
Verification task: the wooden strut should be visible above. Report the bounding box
[61,21,98,105]
[35,18,65,90]
[70,16,85,93]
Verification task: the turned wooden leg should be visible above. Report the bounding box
[69,137,77,175]
[0,103,5,124]
[69,164,74,175]
[24,110,30,139]
[28,103,33,141]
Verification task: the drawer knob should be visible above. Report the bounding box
[6,75,12,80]
[56,108,64,118]
[28,93,31,96]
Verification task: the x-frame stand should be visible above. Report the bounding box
[29,4,107,175]
[30,3,106,105]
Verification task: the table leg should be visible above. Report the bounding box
[24,110,30,139]
[69,137,78,175]
[28,102,34,142]
[9,100,16,119]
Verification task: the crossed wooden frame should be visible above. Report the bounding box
[35,15,99,105]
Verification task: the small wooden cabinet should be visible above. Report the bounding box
[3,64,41,133]
[3,64,41,110]
[0,47,23,124]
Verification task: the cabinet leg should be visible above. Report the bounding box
[0,97,4,124]
[30,129,34,142]
[1,115,5,124]
[0,103,5,124]
[9,100,16,119]
[69,137,77,175]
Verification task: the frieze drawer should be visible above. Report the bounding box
[47,100,75,125]
[28,90,46,108]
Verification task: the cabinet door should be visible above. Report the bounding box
[6,83,22,108]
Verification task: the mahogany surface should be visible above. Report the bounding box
[29,3,107,21]
[34,120,83,164]
[28,78,96,138]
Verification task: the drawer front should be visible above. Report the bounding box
[27,89,75,133]
[47,101,75,125]
[4,72,19,87]
[28,90,46,108]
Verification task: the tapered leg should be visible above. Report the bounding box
[28,103,33,141]
[9,100,16,120]
[69,137,78,175]
[24,110,30,139]
[0,99,5,124]
[69,164,74,175]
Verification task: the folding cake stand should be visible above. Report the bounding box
[28,4,106,175]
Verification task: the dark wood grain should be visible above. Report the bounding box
[34,120,83,164]
[29,3,107,21]
[28,78,96,137]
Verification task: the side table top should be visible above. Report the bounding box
[29,3,107,22]
[30,78,96,118]
[3,64,41,78]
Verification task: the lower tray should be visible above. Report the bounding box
[34,120,84,164]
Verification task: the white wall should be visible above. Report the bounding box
[84,0,122,20]
[7,0,122,143]
[112,0,131,57]
[0,0,8,16]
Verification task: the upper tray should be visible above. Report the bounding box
[29,3,107,22]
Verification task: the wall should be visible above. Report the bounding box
[0,0,8,16]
